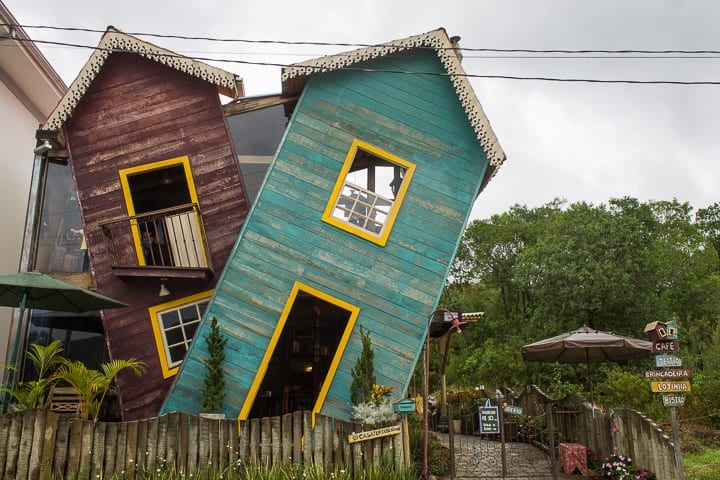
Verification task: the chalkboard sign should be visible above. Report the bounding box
[478,405,500,434]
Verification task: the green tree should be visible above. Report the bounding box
[200,317,227,412]
[350,327,376,406]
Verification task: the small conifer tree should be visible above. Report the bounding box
[200,317,227,412]
[350,327,376,406]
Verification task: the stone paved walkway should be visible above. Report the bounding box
[436,434,587,480]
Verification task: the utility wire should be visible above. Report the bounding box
[4,27,720,85]
[7,23,720,55]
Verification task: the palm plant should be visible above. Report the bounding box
[2,340,64,411]
[52,357,146,421]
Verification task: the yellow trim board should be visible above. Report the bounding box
[118,156,200,265]
[237,281,360,422]
[322,139,415,247]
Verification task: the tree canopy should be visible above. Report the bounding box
[441,198,720,425]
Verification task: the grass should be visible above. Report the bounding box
[684,446,720,480]
[66,462,418,480]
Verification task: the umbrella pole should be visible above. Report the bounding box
[586,349,594,406]
[3,292,27,413]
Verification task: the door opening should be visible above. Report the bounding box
[249,291,353,418]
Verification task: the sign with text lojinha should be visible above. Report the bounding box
[348,424,401,444]
[650,381,691,393]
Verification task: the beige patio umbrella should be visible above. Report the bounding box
[521,324,652,405]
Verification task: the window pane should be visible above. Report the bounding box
[161,311,180,330]
[179,305,199,322]
[169,345,187,364]
[165,327,184,345]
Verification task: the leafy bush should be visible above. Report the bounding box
[407,413,450,477]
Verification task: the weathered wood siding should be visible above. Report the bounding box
[63,53,248,420]
[163,50,488,420]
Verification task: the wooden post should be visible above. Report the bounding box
[401,416,411,469]
[546,401,557,479]
[670,407,685,480]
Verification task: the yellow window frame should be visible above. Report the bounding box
[322,139,415,247]
[149,289,213,379]
[118,156,201,265]
[238,282,360,421]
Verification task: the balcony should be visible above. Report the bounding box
[99,203,213,280]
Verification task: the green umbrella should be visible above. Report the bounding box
[0,271,128,412]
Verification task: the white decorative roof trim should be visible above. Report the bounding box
[282,29,506,176]
[43,30,241,131]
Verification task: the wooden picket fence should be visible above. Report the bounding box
[0,409,406,479]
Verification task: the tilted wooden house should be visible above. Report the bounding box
[37,27,254,420]
[162,28,506,421]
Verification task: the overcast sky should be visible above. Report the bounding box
[5,0,720,221]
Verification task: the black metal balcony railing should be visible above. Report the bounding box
[99,203,213,279]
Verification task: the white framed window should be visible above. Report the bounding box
[149,291,212,378]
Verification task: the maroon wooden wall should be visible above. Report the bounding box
[63,53,248,420]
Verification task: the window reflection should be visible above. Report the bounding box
[35,162,88,273]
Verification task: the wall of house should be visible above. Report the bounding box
[0,82,40,363]
[162,50,490,421]
[63,52,248,420]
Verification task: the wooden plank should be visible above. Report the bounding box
[165,412,178,468]
[91,422,106,479]
[103,422,118,476]
[124,420,138,479]
[77,420,94,479]
[238,419,249,464]
[176,413,187,473]
[322,415,333,466]
[4,413,22,479]
[341,421,352,468]
[281,413,293,465]
[0,414,9,478]
[249,418,259,463]
[53,416,72,480]
[303,412,313,464]
[114,420,127,478]
[65,418,83,479]
[198,415,210,468]
[135,418,149,472]
[186,414,198,473]
[271,415,281,465]
[144,416,158,472]
[27,410,46,480]
[292,411,303,463]
[39,411,59,480]
[228,419,240,466]
[16,410,35,480]
[217,418,229,467]
[312,415,323,466]
[260,417,271,465]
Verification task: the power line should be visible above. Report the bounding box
[3,27,720,85]
[7,23,720,56]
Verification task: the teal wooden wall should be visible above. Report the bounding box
[161,50,490,420]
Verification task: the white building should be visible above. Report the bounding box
[0,1,65,361]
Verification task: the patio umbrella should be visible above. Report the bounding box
[0,271,128,412]
[521,324,652,405]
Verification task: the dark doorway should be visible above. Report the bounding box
[249,292,352,418]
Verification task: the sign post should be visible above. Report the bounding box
[644,321,685,480]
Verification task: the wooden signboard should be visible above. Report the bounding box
[348,424,401,443]
[655,354,682,368]
[650,381,691,393]
[652,340,680,354]
[662,394,686,407]
[644,369,692,379]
